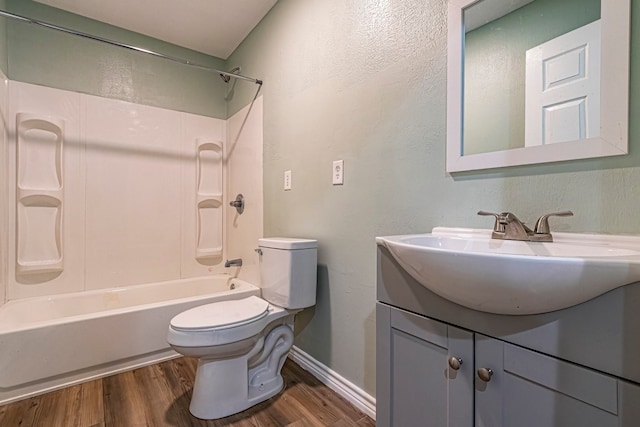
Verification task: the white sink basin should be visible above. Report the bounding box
[377,227,640,315]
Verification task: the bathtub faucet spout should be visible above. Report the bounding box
[224,258,243,268]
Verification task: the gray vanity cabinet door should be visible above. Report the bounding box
[474,334,632,427]
[377,303,474,427]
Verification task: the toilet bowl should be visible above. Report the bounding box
[168,237,317,420]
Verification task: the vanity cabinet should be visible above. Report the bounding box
[377,302,640,427]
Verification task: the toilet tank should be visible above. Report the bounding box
[258,238,318,309]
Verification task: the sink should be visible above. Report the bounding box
[376,227,640,315]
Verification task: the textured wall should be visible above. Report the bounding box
[228,0,639,397]
[4,0,228,119]
[0,0,8,74]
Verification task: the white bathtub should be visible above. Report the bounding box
[0,275,260,405]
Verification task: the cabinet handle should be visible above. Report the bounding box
[448,357,463,370]
[477,368,493,382]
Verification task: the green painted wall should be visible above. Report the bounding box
[4,0,228,118]
[464,0,600,155]
[228,0,639,397]
[0,0,8,74]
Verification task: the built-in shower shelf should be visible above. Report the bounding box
[16,195,63,271]
[16,113,65,277]
[196,248,223,260]
[195,138,223,262]
[17,188,62,200]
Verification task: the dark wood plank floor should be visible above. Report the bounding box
[0,358,375,427]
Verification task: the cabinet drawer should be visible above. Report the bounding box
[504,342,618,414]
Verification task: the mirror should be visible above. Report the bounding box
[446,0,630,172]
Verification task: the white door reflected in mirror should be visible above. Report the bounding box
[446,0,630,173]
[525,20,601,147]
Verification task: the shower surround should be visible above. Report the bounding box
[0,75,264,403]
[9,81,228,299]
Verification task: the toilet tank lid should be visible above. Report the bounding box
[259,237,318,250]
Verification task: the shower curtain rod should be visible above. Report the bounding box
[0,9,263,85]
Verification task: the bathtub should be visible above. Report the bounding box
[0,275,260,405]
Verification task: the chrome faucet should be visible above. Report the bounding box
[224,258,243,267]
[478,211,532,240]
[478,211,573,242]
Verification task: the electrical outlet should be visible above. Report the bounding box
[333,160,344,185]
[284,170,292,190]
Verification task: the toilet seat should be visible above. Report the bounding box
[167,296,288,348]
[170,296,269,332]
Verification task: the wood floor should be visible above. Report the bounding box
[0,358,375,427]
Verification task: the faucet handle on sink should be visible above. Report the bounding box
[534,211,574,235]
[477,211,506,234]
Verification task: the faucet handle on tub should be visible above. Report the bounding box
[533,211,574,241]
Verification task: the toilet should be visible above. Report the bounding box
[167,237,318,420]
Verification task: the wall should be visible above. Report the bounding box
[4,0,228,119]
[228,0,639,398]
[0,0,8,73]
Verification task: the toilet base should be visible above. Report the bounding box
[189,323,294,420]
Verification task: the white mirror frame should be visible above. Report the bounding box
[446,0,630,173]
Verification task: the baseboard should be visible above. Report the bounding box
[288,346,376,420]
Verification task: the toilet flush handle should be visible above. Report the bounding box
[255,248,263,255]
